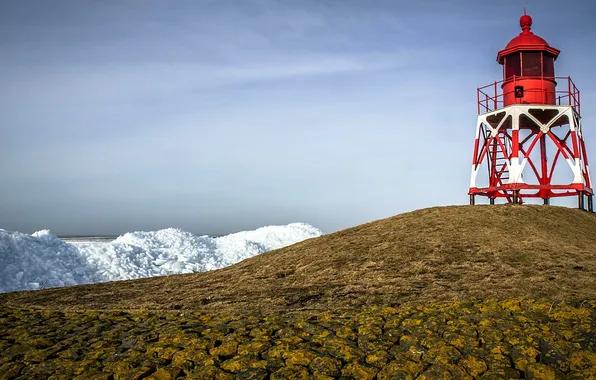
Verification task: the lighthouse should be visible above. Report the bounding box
[469,11,593,212]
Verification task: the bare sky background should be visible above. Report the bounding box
[1,0,595,235]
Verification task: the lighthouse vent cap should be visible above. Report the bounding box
[520,14,533,33]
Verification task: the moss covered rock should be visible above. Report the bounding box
[341,362,378,379]
[283,349,317,366]
[209,341,238,357]
[309,356,341,377]
[220,355,267,373]
[0,299,594,378]
[377,360,424,379]
[459,355,488,377]
[270,365,311,379]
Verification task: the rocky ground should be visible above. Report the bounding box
[1,299,595,379]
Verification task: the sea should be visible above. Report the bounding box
[58,236,118,244]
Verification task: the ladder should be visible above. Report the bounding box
[488,135,522,203]
[490,140,509,185]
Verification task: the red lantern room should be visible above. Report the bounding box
[469,11,593,211]
[497,12,561,106]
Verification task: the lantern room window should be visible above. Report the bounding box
[505,54,521,78]
[522,52,542,76]
[543,54,555,77]
[504,51,556,79]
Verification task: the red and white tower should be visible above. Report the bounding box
[469,12,593,211]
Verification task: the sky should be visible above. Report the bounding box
[1,0,596,236]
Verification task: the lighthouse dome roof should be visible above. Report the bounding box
[497,12,560,63]
[505,32,550,50]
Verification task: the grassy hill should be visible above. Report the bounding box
[2,204,595,314]
[1,204,595,379]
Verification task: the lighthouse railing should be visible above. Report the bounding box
[477,76,581,114]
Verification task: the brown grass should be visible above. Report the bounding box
[1,205,595,314]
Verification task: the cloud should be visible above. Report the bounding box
[0,0,438,102]
[2,53,408,106]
